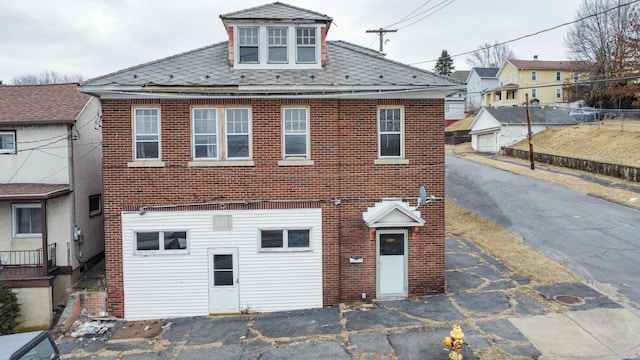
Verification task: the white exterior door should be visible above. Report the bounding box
[208,248,239,314]
[377,230,408,297]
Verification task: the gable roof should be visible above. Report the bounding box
[362,200,425,228]
[506,59,589,71]
[0,83,91,125]
[450,70,470,83]
[220,2,332,22]
[473,67,499,78]
[482,106,579,126]
[82,40,460,93]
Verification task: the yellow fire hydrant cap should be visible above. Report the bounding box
[450,324,464,339]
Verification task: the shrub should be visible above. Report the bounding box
[0,280,20,335]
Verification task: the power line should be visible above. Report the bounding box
[396,0,455,31]
[410,0,640,65]
[384,0,434,28]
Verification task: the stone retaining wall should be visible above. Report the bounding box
[502,147,640,183]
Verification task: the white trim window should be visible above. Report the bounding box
[238,27,259,63]
[225,108,251,159]
[135,231,188,254]
[296,27,316,63]
[531,88,538,98]
[556,71,562,81]
[283,107,309,159]
[260,229,310,251]
[13,204,42,237]
[134,108,160,160]
[556,88,562,99]
[378,107,403,158]
[192,108,218,159]
[0,131,16,154]
[268,27,288,63]
[531,71,537,81]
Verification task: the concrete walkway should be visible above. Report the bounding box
[55,237,640,359]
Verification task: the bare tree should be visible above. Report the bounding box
[565,0,640,108]
[12,70,85,85]
[465,41,516,68]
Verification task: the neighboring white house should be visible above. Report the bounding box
[0,83,104,329]
[469,106,578,152]
[466,67,499,112]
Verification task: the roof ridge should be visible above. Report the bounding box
[220,2,332,20]
[328,40,464,84]
[82,42,228,85]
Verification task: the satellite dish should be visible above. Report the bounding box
[417,185,427,207]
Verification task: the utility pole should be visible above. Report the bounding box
[366,28,397,53]
[525,93,535,170]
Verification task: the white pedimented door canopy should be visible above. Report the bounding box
[362,200,426,228]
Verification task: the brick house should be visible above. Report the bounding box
[81,2,459,320]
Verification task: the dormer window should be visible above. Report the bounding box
[268,27,288,63]
[231,24,323,69]
[238,27,259,63]
[296,27,316,63]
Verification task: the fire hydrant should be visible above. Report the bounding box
[443,324,466,360]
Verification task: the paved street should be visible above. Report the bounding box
[57,236,640,359]
[446,154,640,310]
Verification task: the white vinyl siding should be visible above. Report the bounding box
[121,208,323,320]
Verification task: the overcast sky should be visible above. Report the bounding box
[0,0,585,84]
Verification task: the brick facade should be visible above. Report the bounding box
[101,97,445,317]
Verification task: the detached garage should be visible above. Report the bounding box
[121,208,323,320]
[469,106,578,153]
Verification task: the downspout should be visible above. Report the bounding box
[41,199,49,274]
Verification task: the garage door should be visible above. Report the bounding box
[477,133,496,152]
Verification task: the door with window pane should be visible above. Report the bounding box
[377,230,407,297]
[208,248,239,314]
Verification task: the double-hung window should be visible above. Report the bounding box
[13,204,42,237]
[268,27,288,63]
[378,107,403,158]
[238,27,259,63]
[226,108,251,159]
[260,229,310,251]
[0,131,16,154]
[531,71,537,81]
[193,108,218,159]
[135,231,188,254]
[556,71,562,81]
[134,108,160,160]
[296,27,316,63]
[556,88,562,99]
[531,88,538,98]
[283,107,309,159]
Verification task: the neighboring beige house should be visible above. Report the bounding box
[484,58,589,107]
[0,84,104,329]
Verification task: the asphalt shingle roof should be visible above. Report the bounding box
[507,59,589,71]
[83,40,459,89]
[473,67,499,78]
[484,106,579,125]
[220,1,332,22]
[0,83,91,125]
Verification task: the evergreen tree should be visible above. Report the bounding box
[434,49,455,76]
[0,280,20,335]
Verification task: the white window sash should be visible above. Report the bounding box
[192,108,219,160]
[134,108,160,160]
[0,131,16,154]
[283,107,309,158]
[377,107,403,159]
